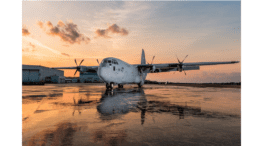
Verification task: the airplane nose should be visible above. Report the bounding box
[98,67,106,82]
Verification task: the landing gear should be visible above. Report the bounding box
[118,84,124,88]
[106,83,114,90]
[138,83,142,88]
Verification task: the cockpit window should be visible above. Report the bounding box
[112,59,118,65]
[108,60,111,63]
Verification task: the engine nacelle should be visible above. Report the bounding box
[177,65,183,72]
[80,67,84,72]
[150,65,157,73]
[153,68,161,73]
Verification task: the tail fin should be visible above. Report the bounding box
[141,49,146,65]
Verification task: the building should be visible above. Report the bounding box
[22,65,65,84]
[80,72,101,83]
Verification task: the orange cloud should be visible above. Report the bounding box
[37,20,91,44]
[22,28,30,36]
[57,20,65,27]
[37,21,44,28]
[61,53,70,57]
[95,24,129,38]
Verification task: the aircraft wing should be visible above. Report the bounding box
[183,61,239,66]
[52,66,99,73]
[52,66,78,69]
[136,61,239,73]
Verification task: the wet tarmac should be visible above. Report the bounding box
[22,83,241,146]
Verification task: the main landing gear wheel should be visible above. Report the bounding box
[110,83,114,89]
[138,83,142,88]
[106,83,114,90]
[118,84,123,88]
[106,83,110,89]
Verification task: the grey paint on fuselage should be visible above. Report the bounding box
[98,57,147,85]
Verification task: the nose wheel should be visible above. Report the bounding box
[106,83,114,90]
[138,83,142,88]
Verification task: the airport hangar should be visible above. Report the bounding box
[22,65,65,84]
[22,65,101,84]
[79,72,101,83]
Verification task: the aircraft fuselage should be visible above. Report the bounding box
[97,57,146,85]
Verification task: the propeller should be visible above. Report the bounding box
[151,56,155,64]
[96,59,99,65]
[175,55,188,76]
[74,59,84,76]
[147,56,155,65]
[146,56,156,72]
[182,55,188,63]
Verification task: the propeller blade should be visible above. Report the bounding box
[96,59,99,65]
[182,55,188,63]
[151,56,155,64]
[79,59,84,66]
[176,55,181,63]
[183,70,186,76]
[74,70,78,76]
[74,59,78,66]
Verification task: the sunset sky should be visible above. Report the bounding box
[22,1,241,83]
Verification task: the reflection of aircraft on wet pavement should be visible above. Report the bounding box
[97,88,203,125]
[97,88,147,125]
[53,49,239,90]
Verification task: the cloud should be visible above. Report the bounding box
[46,21,53,28]
[95,24,129,38]
[37,21,44,28]
[37,20,91,44]
[22,41,36,52]
[29,42,35,48]
[22,28,30,36]
[57,20,65,27]
[61,53,70,57]
[23,36,61,55]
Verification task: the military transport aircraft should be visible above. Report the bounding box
[53,49,239,90]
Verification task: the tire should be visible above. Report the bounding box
[110,83,114,89]
[106,83,110,90]
[138,83,142,88]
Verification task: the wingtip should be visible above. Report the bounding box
[231,61,240,63]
